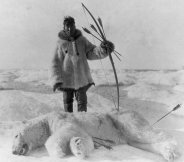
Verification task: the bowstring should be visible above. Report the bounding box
[98,57,117,109]
[82,7,117,110]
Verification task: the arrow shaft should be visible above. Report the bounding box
[151,104,182,127]
[83,28,121,61]
[82,3,120,111]
[82,3,105,40]
[151,110,172,127]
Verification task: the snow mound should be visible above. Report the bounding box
[0,90,114,121]
[125,83,184,116]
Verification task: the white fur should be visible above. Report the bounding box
[12,111,179,161]
[45,123,94,158]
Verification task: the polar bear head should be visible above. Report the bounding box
[12,133,29,155]
[12,120,50,156]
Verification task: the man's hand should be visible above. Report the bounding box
[101,40,115,53]
[53,82,63,92]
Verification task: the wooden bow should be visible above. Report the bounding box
[82,3,120,111]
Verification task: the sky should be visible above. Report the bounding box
[0,0,184,70]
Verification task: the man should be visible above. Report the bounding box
[50,16,114,112]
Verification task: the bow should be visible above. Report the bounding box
[82,3,120,111]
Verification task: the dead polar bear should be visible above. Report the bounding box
[12,111,179,161]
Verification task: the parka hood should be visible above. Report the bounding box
[58,29,82,41]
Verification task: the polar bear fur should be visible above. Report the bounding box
[12,111,179,161]
[45,123,94,158]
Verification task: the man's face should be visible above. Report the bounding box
[64,24,76,37]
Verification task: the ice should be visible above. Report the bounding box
[0,69,184,162]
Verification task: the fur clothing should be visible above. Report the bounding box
[50,29,108,90]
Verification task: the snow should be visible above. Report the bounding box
[0,90,114,121]
[0,69,184,162]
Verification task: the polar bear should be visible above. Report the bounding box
[12,111,179,161]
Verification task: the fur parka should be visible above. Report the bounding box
[50,29,108,90]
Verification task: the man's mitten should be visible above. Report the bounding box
[101,40,115,53]
[53,82,63,92]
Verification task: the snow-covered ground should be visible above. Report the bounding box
[0,69,184,162]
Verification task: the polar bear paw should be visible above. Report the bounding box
[70,136,94,159]
[159,140,179,162]
[70,137,87,159]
